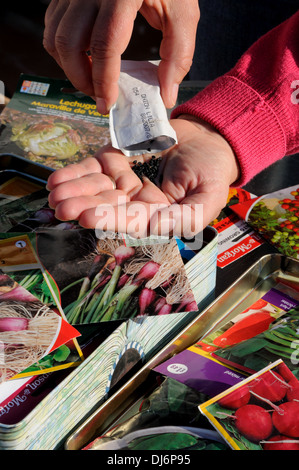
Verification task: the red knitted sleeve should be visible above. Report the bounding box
[171,10,299,186]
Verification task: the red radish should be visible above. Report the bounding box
[233,404,273,442]
[262,435,299,450]
[286,379,299,401]
[278,363,297,383]
[0,317,28,332]
[114,245,135,266]
[250,370,289,403]
[184,301,198,312]
[134,261,160,283]
[213,311,274,347]
[272,401,299,437]
[138,288,156,315]
[159,275,174,289]
[174,295,196,312]
[219,385,251,410]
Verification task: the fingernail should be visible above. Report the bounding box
[96,98,108,115]
[170,83,179,108]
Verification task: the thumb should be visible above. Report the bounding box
[149,187,228,241]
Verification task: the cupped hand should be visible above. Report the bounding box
[43,0,200,112]
[47,117,240,239]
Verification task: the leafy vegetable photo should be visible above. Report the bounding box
[231,185,299,259]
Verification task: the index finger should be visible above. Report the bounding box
[46,156,103,190]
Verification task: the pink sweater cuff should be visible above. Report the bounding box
[171,75,287,187]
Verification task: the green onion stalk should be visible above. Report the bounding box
[99,260,161,322]
[91,245,135,315]
[63,253,113,324]
[65,271,111,324]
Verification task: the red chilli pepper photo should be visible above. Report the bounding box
[212,311,274,348]
[241,298,268,314]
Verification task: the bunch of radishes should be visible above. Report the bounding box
[216,363,299,450]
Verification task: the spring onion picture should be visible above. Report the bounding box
[62,238,197,325]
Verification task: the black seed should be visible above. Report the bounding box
[131,155,161,184]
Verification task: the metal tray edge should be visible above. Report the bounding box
[65,252,298,450]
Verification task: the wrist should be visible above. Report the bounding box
[178,114,240,185]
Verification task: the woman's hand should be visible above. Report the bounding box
[47,117,239,239]
[43,0,200,112]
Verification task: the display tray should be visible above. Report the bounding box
[65,252,299,450]
[0,153,53,184]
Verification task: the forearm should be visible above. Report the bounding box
[172,10,299,186]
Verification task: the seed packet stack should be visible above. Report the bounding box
[0,314,196,450]
[0,228,217,449]
[0,75,219,449]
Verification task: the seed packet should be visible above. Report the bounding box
[83,376,228,451]
[0,233,82,381]
[0,176,43,207]
[154,345,245,397]
[199,360,299,450]
[230,184,299,259]
[59,236,197,324]
[212,305,299,377]
[0,74,110,170]
[197,282,299,355]
[109,60,177,156]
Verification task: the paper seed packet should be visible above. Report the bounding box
[209,187,264,268]
[197,282,299,356]
[154,344,246,397]
[0,233,83,381]
[109,60,177,156]
[230,184,299,259]
[212,304,299,377]
[199,360,299,451]
[0,74,110,170]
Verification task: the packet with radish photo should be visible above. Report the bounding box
[109,60,177,156]
[0,233,82,382]
[199,360,299,450]
[230,184,299,259]
[197,282,299,355]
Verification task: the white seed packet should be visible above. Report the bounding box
[109,60,177,156]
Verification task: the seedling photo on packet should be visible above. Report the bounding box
[199,360,299,450]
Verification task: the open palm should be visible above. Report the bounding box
[47,117,239,238]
